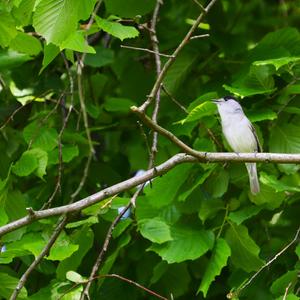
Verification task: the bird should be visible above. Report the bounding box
[212,96,261,194]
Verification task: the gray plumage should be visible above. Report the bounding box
[213,96,261,194]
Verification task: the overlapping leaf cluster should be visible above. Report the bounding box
[0,0,300,299]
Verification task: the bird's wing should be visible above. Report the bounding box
[249,123,262,152]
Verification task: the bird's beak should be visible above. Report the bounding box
[212,98,223,104]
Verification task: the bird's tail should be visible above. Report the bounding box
[246,163,260,195]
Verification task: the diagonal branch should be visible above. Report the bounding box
[139,0,219,112]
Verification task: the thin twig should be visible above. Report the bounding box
[190,34,210,40]
[192,0,206,12]
[161,85,188,114]
[139,0,218,112]
[228,225,300,299]
[120,45,174,58]
[80,192,137,299]
[61,273,168,300]
[148,0,163,169]
[9,217,68,300]
[283,282,293,300]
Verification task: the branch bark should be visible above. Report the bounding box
[139,0,219,112]
[0,151,300,237]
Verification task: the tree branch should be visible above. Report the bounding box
[9,217,68,300]
[1,151,300,236]
[139,0,219,112]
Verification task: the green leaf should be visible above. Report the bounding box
[143,164,192,208]
[40,43,60,73]
[296,244,300,259]
[249,184,285,210]
[77,0,97,21]
[48,145,79,164]
[85,46,114,67]
[163,52,198,93]
[66,216,98,229]
[66,271,84,283]
[247,108,277,122]
[33,0,80,45]
[271,270,298,296]
[0,12,18,47]
[9,32,42,56]
[253,56,300,70]
[47,231,79,261]
[5,190,27,221]
[180,101,216,124]
[95,16,139,41]
[56,227,94,280]
[225,223,264,272]
[12,0,36,26]
[60,31,95,53]
[149,226,214,263]
[23,123,58,151]
[0,49,32,70]
[139,218,172,244]
[104,0,156,18]
[104,97,135,113]
[223,65,276,98]
[269,121,300,174]
[12,150,39,177]
[228,205,262,225]
[198,238,231,297]
[260,172,300,192]
[205,169,229,198]
[198,199,224,223]
[0,272,27,299]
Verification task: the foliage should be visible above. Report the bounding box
[0,0,300,299]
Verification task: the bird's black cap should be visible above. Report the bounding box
[223,95,237,101]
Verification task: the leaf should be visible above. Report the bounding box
[56,227,94,280]
[0,49,32,70]
[33,0,80,45]
[10,32,42,56]
[0,272,27,299]
[253,56,300,70]
[138,218,172,244]
[12,0,36,26]
[48,145,79,164]
[0,12,18,47]
[66,271,84,283]
[104,0,156,18]
[23,122,58,151]
[228,205,262,225]
[269,121,300,174]
[46,231,79,261]
[12,148,48,178]
[77,0,97,21]
[60,31,95,53]
[198,238,231,297]
[104,97,135,113]
[205,169,229,198]
[85,46,114,67]
[143,164,192,208]
[198,199,224,223]
[270,270,298,296]
[249,184,285,210]
[260,172,300,192]
[180,101,216,124]
[95,16,139,41]
[247,108,277,122]
[149,226,214,263]
[163,52,198,93]
[223,65,276,98]
[66,216,98,229]
[40,43,60,73]
[225,223,264,272]
[12,150,39,177]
